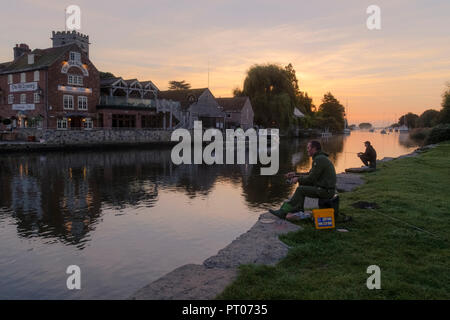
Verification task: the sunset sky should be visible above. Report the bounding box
[1,0,449,126]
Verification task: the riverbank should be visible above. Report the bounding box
[131,143,449,299]
[218,142,450,299]
[130,173,365,299]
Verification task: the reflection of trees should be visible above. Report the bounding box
[398,133,419,148]
[0,136,347,247]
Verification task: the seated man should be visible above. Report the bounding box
[269,140,336,220]
[358,141,377,169]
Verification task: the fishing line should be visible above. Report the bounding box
[367,208,447,241]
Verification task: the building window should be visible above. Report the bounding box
[70,51,81,63]
[20,94,26,104]
[112,114,136,128]
[68,74,83,86]
[20,73,26,83]
[8,74,13,84]
[84,118,93,130]
[34,71,40,81]
[34,92,40,103]
[63,95,74,110]
[8,94,14,104]
[57,118,68,130]
[78,96,88,110]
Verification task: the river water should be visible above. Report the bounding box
[0,130,419,299]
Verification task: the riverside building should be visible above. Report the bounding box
[0,31,100,132]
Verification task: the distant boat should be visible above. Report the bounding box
[394,128,399,132]
[399,125,409,132]
[369,129,375,132]
[380,129,387,134]
[389,128,393,132]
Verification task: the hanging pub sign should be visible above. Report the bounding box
[10,82,38,92]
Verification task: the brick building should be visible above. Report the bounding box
[0,31,99,132]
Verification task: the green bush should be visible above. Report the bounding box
[425,124,450,144]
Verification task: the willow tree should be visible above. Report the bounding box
[241,64,297,130]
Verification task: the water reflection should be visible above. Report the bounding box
[0,131,419,299]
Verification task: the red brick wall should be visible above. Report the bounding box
[0,47,100,130]
[0,70,47,126]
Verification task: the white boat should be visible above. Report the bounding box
[399,125,409,132]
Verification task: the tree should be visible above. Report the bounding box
[284,63,315,114]
[242,64,297,130]
[439,85,450,124]
[398,113,419,128]
[232,87,244,97]
[317,92,345,132]
[168,80,191,90]
[359,123,373,129]
[419,109,440,127]
[99,71,115,79]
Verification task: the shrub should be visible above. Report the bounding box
[425,124,450,144]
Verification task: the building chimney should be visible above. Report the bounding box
[13,43,31,60]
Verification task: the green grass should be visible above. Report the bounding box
[217,142,450,299]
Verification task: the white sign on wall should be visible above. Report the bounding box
[12,104,35,111]
[10,82,38,92]
[58,85,92,94]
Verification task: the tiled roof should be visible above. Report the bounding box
[0,44,79,74]
[158,88,208,110]
[216,97,249,112]
[100,77,123,86]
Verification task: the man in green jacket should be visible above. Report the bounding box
[269,140,336,219]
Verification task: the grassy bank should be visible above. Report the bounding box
[218,142,450,299]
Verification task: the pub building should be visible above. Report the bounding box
[0,31,100,132]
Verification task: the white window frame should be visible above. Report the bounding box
[20,73,26,83]
[57,118,68,130]
[78,96,88,110]
[63,95,74,110]
[70,51,81,63]
[34,92,40,103]
[8,94,14,104]
[20,93,26,104]
[7,74,13,84]
[84,118,93,130]
[34,70,40,81]
[68,74,83,86]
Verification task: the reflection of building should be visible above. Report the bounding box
[216,97,254,130]
[0,31,100,130]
